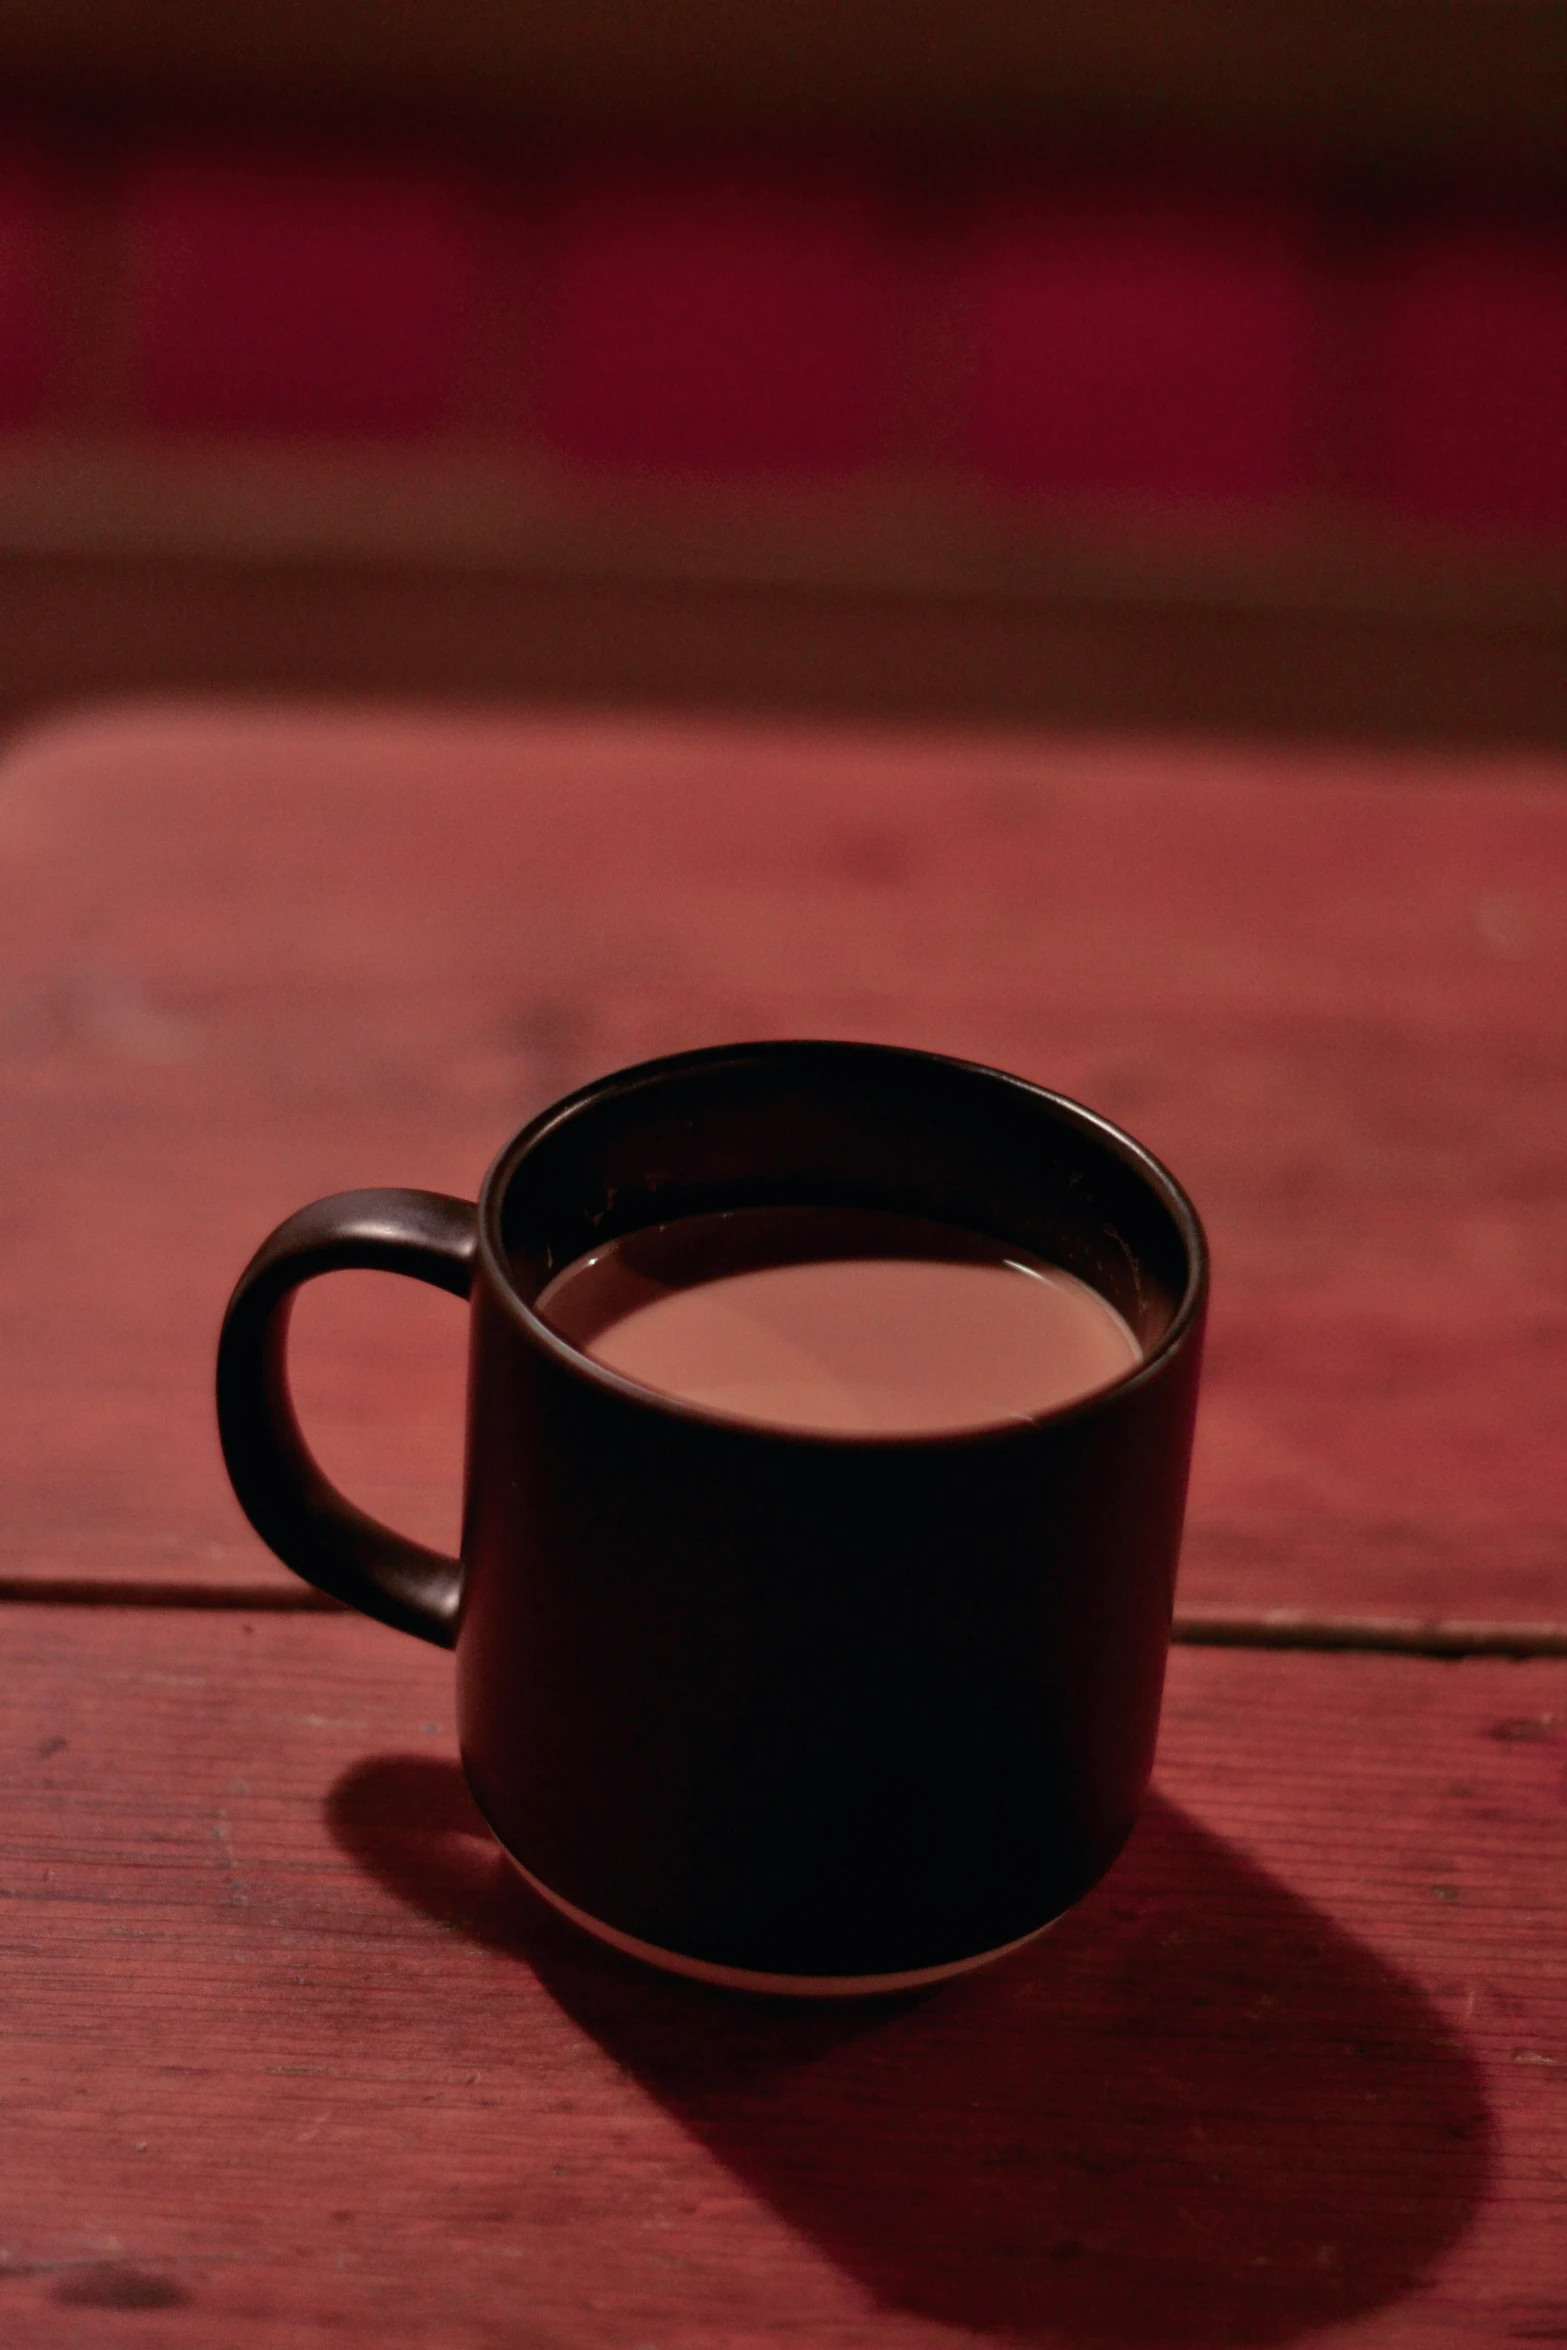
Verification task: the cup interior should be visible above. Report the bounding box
[483,1043,1203,1366]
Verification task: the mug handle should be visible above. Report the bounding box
[215,1189,477,1648]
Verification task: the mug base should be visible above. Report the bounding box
[500,1843,1060,1997]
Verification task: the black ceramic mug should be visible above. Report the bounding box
[217,1040,1207,1994]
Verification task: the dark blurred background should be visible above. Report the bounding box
[0,0,1564,744]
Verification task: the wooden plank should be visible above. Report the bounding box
[1,706,1564,1615]
[0,1607,1562,2345]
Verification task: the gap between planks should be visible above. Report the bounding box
[2,1579,1566,1659]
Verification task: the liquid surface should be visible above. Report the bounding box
[535,1207,1141,1435]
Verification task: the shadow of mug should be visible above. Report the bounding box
[328,1755,1490,2345]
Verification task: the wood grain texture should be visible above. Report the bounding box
[1,704,1565,1613]
[0,1608,1562,2345]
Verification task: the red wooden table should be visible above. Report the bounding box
[1,704,1564,2343]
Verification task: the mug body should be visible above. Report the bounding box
[455,1041,1206,1992]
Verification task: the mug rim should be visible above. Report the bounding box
[473,1038,1208,1449]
